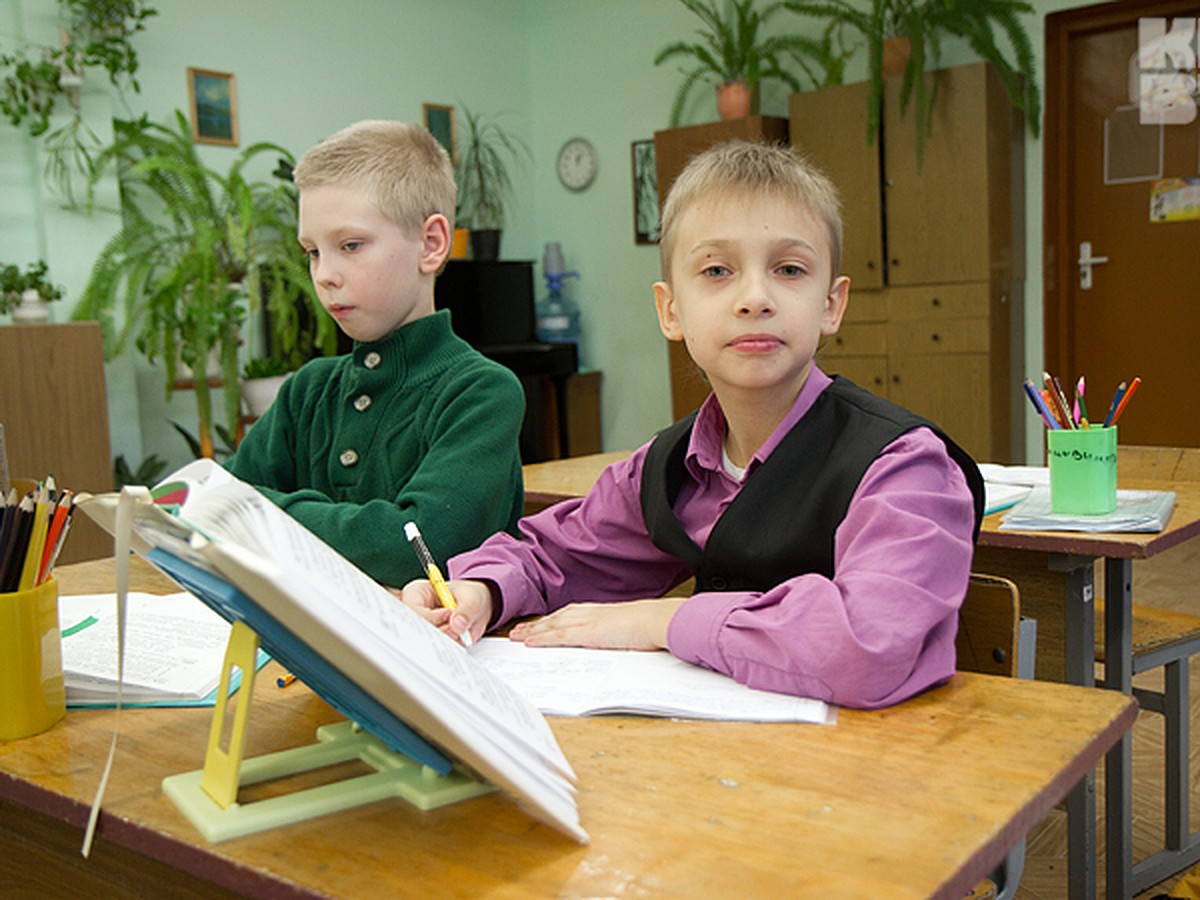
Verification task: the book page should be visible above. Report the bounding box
[470,639,835,724]
[59,592,232,703]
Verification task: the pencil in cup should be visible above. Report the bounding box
[403,522,473,648]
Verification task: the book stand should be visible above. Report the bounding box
[162,620,495,843]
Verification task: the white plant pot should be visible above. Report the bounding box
[241,374,290,418]
[11,288,50,324]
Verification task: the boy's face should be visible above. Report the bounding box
[297,183,447,343]
[653,193,849,408]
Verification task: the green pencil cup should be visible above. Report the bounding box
[1047,426,1118,515]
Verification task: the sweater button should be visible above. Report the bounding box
[353,393,372,412]
[339,448,359,467]
[709,577,728,590]
[363,351,382,369]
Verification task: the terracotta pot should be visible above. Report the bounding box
[716,81,752,121]
[882,36,913,77]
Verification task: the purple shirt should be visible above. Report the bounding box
[449,368,977,709]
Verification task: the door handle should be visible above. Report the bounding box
[1078,240,1109,290]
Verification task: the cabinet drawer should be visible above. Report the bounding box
[887,317,989,354]
[886,283,990,320]
[823,322,886,356]
[818,355,888,394]
[842,289,887,324]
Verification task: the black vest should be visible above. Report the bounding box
[639,377,984,594]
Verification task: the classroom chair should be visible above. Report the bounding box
[958,572,1036,900]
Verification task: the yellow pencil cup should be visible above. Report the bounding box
[0,578,66,740]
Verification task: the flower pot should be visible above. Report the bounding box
[450,227,470,260]
[882,36,913,77]
[716,81,752,121]
[11,288,50,324]
[241,373,290,419]
[470,229,502,262]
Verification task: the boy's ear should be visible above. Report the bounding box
[820,275,850,336]
[418,214,452,274]
[653,281,684,342]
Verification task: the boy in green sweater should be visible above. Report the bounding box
[226,120,525,587]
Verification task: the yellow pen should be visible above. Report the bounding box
[404,521,472,647]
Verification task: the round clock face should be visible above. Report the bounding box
[557,138,598,191]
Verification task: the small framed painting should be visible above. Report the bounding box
[187,68,239,146]
[632,140,660,245]
[422,104,457,163]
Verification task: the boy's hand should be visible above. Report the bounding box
[508,598,686,651]
[398,578,493,646]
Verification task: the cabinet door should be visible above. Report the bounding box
[790,82,884,290]
[883,63,1010,286]
[888,353,991,461]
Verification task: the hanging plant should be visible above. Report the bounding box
[0,0,156,167]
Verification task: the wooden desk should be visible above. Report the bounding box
[524,453,1200,898]
[976,480,1200,899]
[0,557,1135,899]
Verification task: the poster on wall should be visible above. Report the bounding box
[1150,177,1200,223]
[187,68,239,147]
[632,140,659,245]
[422,104,457,163]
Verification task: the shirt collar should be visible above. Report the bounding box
[685,366,833,478]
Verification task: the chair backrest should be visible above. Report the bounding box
[1118,445,1200,483]
[957,573,1021,677]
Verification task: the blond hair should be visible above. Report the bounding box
[658,140,843,282]
[293,120,456,236]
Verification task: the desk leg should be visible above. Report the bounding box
[1058,558,1099,900]
[1103,559,1134,900]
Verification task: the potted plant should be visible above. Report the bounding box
[73,111,320,458]
[783,0,1040,166]
[1,0,156,206]
[454,105,530,261]
[0,260,64,323]
[653,0,846,126]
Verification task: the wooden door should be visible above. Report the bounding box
[1045,2,1200,447]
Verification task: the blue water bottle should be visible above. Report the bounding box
[535,242,582,359]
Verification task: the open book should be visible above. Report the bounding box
[59,591,267,708]
[471,638,834,723]
[78,459,585,843]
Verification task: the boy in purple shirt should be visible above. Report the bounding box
[401,140,983,709]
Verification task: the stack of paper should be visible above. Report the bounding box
[978,464,1049,514]
[470,639,834,724]
[999,488,1176,533]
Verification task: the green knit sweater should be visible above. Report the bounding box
[226,311,524,586]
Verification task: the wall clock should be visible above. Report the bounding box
[556,137,598,191]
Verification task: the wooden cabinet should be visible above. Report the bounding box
[791,62,1025,463]
[0,323,113,563]
[653,116,790,420]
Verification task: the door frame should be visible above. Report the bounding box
[1043,0,1199,379]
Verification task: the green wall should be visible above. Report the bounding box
[2,0,1090,472]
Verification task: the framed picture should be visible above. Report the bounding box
[187,68,239,146]
[422,104,457,163]
[632,140,660,245]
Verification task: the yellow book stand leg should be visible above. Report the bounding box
[162,621,495,843]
